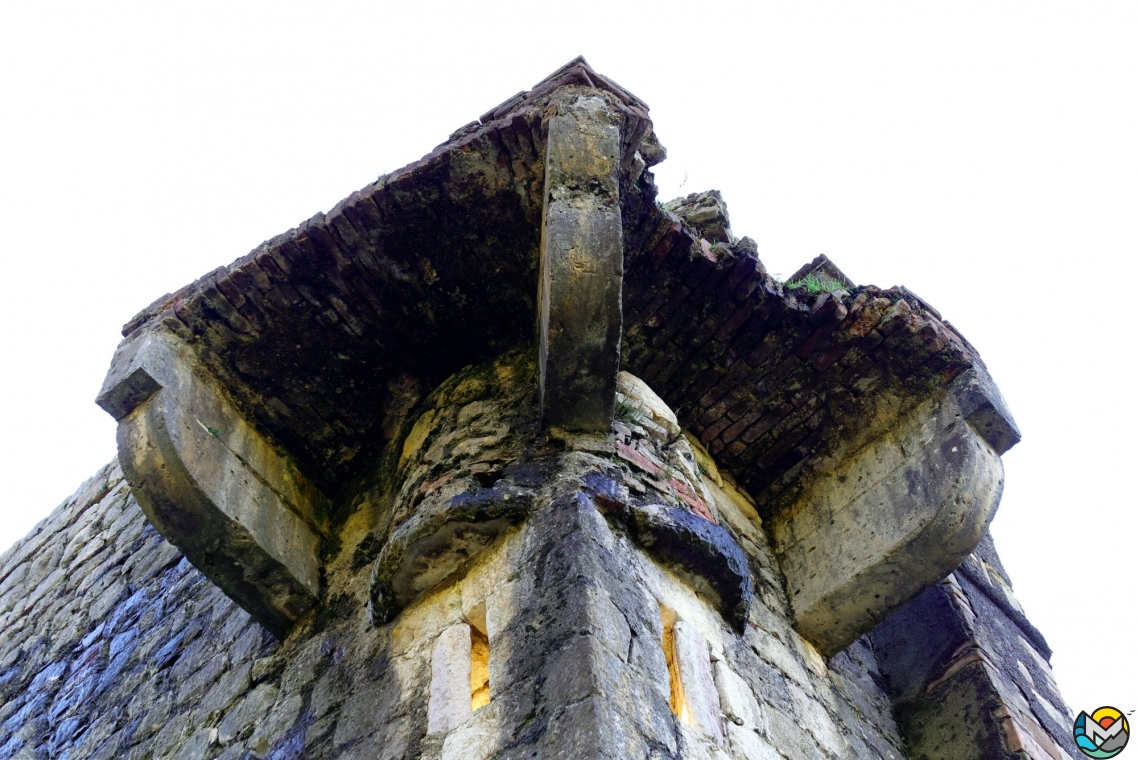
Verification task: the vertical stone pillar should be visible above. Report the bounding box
[537,94,624,432]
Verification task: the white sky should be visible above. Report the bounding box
[2,1,1134,719]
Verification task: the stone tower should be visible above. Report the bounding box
[0,59,1080,759]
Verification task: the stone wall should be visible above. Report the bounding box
[0,350,1076,759]
[1,359,914,760]
[4,58,1081,760]
[869,534,1080,760]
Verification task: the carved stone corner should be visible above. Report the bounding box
[97,327,326,637]
[774,367,1018,658]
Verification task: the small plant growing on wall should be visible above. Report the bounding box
[614,397,645,426]
[786,272,843,295]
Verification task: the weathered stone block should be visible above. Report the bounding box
[774,368,1013,657]
[949,367,1022,455]
[537,94,624,432]
[673,621,725,745]
[595,488,753,632]
[713,661,761,729]
[369,483,530,626]
[429,624,473,736]
[544,633,625,706]
[98,327,324,637]
[726,723,782,760]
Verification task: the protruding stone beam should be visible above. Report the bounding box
[771,367,1020,657]
[97,328,326,637]
[537,93,624,431]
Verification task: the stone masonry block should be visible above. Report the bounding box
[537,94,624,432]
[713,661,761,729]
[673,621,725,745]
[98,327,324,637]
[948,367,1022,455]
[429,623,473,736]
[775,370,1009,657]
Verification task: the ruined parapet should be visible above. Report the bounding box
[665,190,736,245]
[9,56,1077,758]
[98,52,1024,655]
[620,240,1022,654]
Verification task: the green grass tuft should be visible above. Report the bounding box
[786,272,844,295]
[614,397,645,426]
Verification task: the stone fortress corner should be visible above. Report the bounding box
[0,58,1080,760]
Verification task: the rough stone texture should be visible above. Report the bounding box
[428,624,473,736]
[99,54,1016,663]
[2,351,1076,758]
[537,92,625,432]
[107,59,656,502]
[103,328,324,636]
[869,533,1081,759]
[0,357,913,759]
[774,370,1007,656]
[366,350,539,626]
[619,202,995,525]
[5,56,1080,760]
[785,254,855,291]
[0,464,281,760]
[665,191,736,245]
[100,57,989,544]
[672,622,725,745]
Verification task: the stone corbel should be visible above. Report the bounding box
[97,327,326,637]
[773,367,1020,657]
[537,92,625,432]
[587,473,754,632]
[369,483,531,626]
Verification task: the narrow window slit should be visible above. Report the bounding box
[660,604,691,724]
[471,625,490,710]
[467,598,490,711]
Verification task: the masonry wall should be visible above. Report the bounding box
[0,462,910,760]
[869,534,1080,760]
[0,356,1075,760]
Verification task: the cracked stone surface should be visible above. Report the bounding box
[1,56,1079,760]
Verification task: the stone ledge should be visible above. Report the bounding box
[588,472,753,633]
[369,484,531,626]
